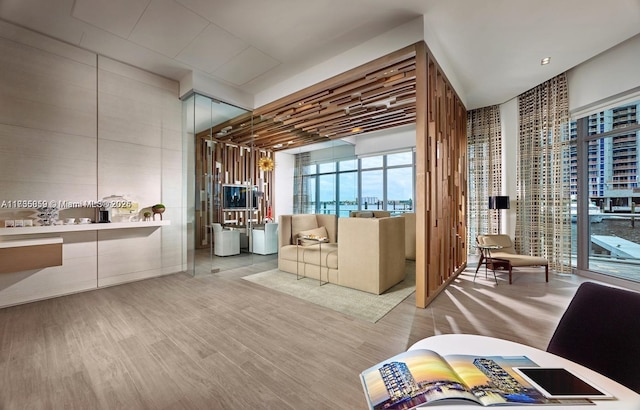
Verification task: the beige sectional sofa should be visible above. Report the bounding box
[350,210,415,261]
[278,214,406,294]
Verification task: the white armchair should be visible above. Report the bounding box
[252,223,278,255]
[211,223,240,256]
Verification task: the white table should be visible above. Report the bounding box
[408,334,640,409]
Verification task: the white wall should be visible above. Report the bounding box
[0,22,184,307]
[274,152,295,218]
[568,33,640,116]
[179,71,253,110]
[350,124,416,157]
[422,16,467,109]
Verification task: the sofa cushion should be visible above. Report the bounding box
[291,214,319,237]
[352,211,374,218]
[301,243,338,269]
[297,226,328,242]
[279,244,299,261]
[491,252,548,267]
[478,234,515,254]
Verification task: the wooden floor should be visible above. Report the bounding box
[0,257,591,409]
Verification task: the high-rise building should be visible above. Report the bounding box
[379,361,420,400]
[570,102,640,211]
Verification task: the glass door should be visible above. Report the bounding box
[182,92,252,275]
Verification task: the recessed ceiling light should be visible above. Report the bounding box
[541,57,551,65]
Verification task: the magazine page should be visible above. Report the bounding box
[443,355,593,406]
[360,349,481,410]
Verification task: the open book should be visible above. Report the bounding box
[360,349,593,408]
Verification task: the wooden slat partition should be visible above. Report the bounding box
[415,42,468,308]
[193,134,274,248]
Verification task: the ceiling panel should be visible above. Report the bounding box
[128,0,208,58]
[176,23,248,73]
[213,47,280,86]
[0,0,85,46]
[80,25,192,80]
[72,0,150,38]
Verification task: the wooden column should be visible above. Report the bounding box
[414,42,429,307]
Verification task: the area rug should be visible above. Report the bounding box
[242,262,415,323]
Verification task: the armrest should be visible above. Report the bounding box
[338,217,405,294]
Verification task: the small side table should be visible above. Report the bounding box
[475,244,503,285]
[296,236,329,286]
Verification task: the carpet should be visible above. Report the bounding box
[242,262,415,323]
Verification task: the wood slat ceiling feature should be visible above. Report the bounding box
[206,44,418,151]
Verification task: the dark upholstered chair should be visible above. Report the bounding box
[547,281,640,393]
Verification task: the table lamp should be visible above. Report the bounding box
[488,195,510,233]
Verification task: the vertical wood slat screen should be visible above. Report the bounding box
[194,135,275,248]
[467,106,502,248]
[415,42,468,308]
[516,73,571,273]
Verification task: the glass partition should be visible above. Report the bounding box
[182,92,253,275]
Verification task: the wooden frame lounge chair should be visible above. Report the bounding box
[476,234,549,284]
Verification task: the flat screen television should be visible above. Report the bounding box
[222,184,258,210]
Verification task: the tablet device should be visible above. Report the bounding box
[513,367,613,399]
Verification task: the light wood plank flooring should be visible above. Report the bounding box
[0,258,590,409]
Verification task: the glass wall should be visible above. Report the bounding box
[573,99,640,283]
[297,150,415,216]
[182,92,252,275]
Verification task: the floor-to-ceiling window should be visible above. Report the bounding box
[573,99,640,283]
[297,150,415,216]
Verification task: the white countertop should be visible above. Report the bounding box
[0,220,170,236]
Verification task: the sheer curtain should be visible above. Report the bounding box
[516,73,571,273]
[467,105,502,250]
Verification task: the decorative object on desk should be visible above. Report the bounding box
[4,220,14,227]
[258,157,274,171]
[103,194,138,222]
[242,262,415,323]
[14,219,24,227]
[488,195,509,233]
[79,218,91,224]
[35,206,59,226]
[23,219,33,227]
[97,207,110,223]
[265,205,273,223]
[143,211,151,221]
[151,204,165,220]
